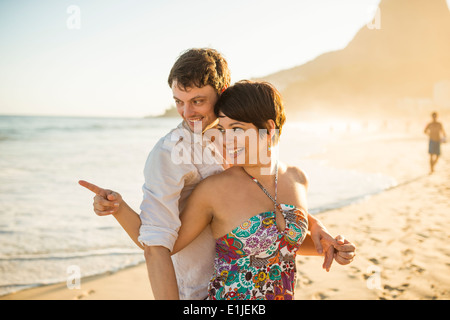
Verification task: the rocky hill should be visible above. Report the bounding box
[259,0,450,120]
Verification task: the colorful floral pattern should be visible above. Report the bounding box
[208,204,308,300]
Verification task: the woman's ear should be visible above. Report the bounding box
[266,119,277,142]
[266,119,276,131]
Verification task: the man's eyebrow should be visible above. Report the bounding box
[172,95,207,101]
[189,95,207,100]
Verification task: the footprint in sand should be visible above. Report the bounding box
[401,249,414,264]
[74,289,95,300]
[347,266,362,279]
[296,271,313,287]
[409,263,425,274]
[311,288,339,300]
[402,248,414,256]
[381,283,410,299]
[370,237,382,243]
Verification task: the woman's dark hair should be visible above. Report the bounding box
[168,48,231,95]
[214,80,286,140]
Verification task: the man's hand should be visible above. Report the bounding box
[308,216,356,271]
[78,180,122,216]
[333,235,356,266]
[308,217,336,271]
[317,235,356,271]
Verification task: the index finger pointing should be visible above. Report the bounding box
[78,180,105,196]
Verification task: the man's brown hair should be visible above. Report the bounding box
[168,48,231,95]
[214,80,286,139]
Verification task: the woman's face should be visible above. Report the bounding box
[216,112,272,166]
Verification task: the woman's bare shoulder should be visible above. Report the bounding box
[196,166,242,194]
[283,163,309,187]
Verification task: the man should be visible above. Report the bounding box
[79,48,355,299]
[424,112,446,174]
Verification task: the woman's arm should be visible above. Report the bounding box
[171,178,215,255]
[78,180,143,249]
[113,201,143,249]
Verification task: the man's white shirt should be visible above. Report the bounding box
[138,121,224,300]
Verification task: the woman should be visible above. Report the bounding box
[80,80,356,300]
[169,80,354,300]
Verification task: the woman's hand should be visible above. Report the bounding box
[78,180,123,216]
[79,180,142,249]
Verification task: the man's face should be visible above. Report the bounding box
[172,81,219,132]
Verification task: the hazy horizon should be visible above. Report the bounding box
[1,0,449,119]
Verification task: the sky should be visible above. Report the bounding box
[1,0,449,118]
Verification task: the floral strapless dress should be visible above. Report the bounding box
[207,204,308,300]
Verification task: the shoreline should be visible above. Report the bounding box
[0,262,153,300]
[2,128,449,300]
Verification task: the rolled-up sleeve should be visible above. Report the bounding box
[138,135,197,252]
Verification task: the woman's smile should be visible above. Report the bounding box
[227,147,245,158]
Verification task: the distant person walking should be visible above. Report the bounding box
[424,112,446,174]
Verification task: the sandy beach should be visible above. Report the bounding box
[2,123,449,300]
[296,126,450,300]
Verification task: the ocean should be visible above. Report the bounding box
[0,115,396,296]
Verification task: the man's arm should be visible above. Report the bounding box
[138,135,201,300]
[290,166,355,270]
[289,166,333,255]
[143,178,214,299]
[144,246,179,299]
[152,178,214,300]
[297,233,356,271]
[79,180,180,299]
[297,232,324,256]
[424,123,430,135]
